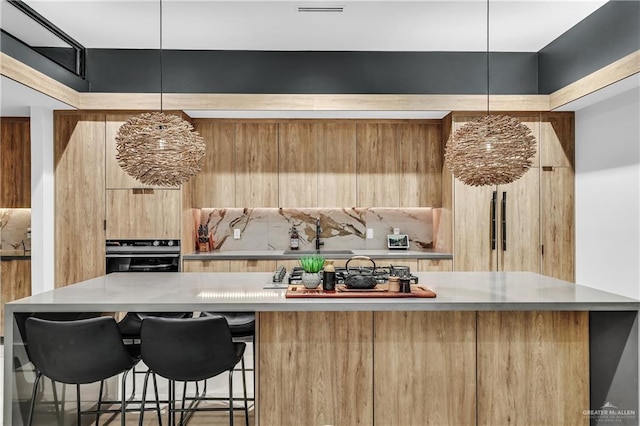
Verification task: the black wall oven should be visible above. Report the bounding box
[106,239,180,273]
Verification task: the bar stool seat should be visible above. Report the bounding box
[25,316,148,426]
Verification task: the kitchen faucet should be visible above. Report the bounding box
[315,217,324,250]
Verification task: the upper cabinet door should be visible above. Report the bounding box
[106,189,181,239]
[398,122,442,207]
[105,113,180,189]
[279,122,317,207]
[357,123,400,207]
[316,122,357,207]
[235,123,278,207]
[540,112,574,168]
[0,118,31,207]
[187,120,236,207]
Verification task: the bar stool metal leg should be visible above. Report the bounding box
[229,370,235,426]
[241,357,249,426]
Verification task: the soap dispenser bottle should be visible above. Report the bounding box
[290,226,299,250]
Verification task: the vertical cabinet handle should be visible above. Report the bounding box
[491,191,497,250]
[501,192,507,251]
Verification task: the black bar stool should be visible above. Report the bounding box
[24,316,154,426]
[139,316,246,426]
[200,311,255,426]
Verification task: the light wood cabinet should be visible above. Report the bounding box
[418,258,453,271]
[317,123,357,207]
[106,189,181,239]
[259,311,374,426]
[1,259,31,336]
[374,311,476,425]
[357,123,401,207]
[54,112,106,287]
[399,122,443,207]
[0,118,30,207]
[477,311,588,425]
[188,120,236,207]
[236,123,278,207]
[279,122,317,207]
[540,112,574,168]
[183,259,230,272]
[183,259,276,272]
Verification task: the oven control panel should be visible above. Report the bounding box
[107,239,180,248]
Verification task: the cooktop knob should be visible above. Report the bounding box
[153,240,160,246]
[167,240,174,246]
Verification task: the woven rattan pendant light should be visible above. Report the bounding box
[115,0,205,187]
[444,0,536,187]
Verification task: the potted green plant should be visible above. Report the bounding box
[298,255,325,289]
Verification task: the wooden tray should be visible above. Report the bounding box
[285,284,436,298]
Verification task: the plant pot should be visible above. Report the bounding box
[301,272,321,289]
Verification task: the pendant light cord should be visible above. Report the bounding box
[486,0,490,116]
[159,0,164,112]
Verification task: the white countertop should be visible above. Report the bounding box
[6,271,638,313]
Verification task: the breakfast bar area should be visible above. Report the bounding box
[4,271,639,425]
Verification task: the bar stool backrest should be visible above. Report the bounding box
[25,316,137,384]
[140,316,238,382]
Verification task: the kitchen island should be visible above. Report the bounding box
[4,271,639,425]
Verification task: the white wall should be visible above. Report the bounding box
[30,107,55,295]
[575,87,640,299]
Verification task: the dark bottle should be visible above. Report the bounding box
[399,277,411,293]
[322,260,336,291]
[290,226,299,250]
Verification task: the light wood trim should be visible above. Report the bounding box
[477,311,589,426]
[541,167,575,282]
[0,118,31,207]
[54,113,106,287]
[235,123,278,207]
[0,52,79,107]
[182,259,230,272]
[105,189,181,239]
[78,93,161,110]
[278,123,317,207]
[374,311,476,425]
[438,113,454,253]
[550,49,640,110]
[316,123,357,207]
[418,258,453,271]
[259,311,373,426]
[1,259,31,336]
[189,120,236,206]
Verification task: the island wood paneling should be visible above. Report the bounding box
[190,121,236,206]
[541,167,575,282]
[399,122,442,207]
[279,122,317,207]
[540,112,575,168]
[106,189,181,239]
[499,167,540,273]
[374,311,476,426]
[317,122,357,207]
[259,311,373,426]
[235,123,278,207]
[0,117,30,207]
[477,311,589,426]
[55,113,106,287]
[357,123,400,207]
[1,259,31,336]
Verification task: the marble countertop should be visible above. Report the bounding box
[6,271,638,313]
[183,249,452,260]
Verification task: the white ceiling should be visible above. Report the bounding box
[4,0,608,52]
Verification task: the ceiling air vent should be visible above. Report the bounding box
[297,5,345,13]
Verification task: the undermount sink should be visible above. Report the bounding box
[283,249,354,255]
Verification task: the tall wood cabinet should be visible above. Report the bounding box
[451,112,574,281]
[0,117,31,207]
[0,259,31,336]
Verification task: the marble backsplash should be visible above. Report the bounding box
[0,208,31,252]
[194,207,442,252]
